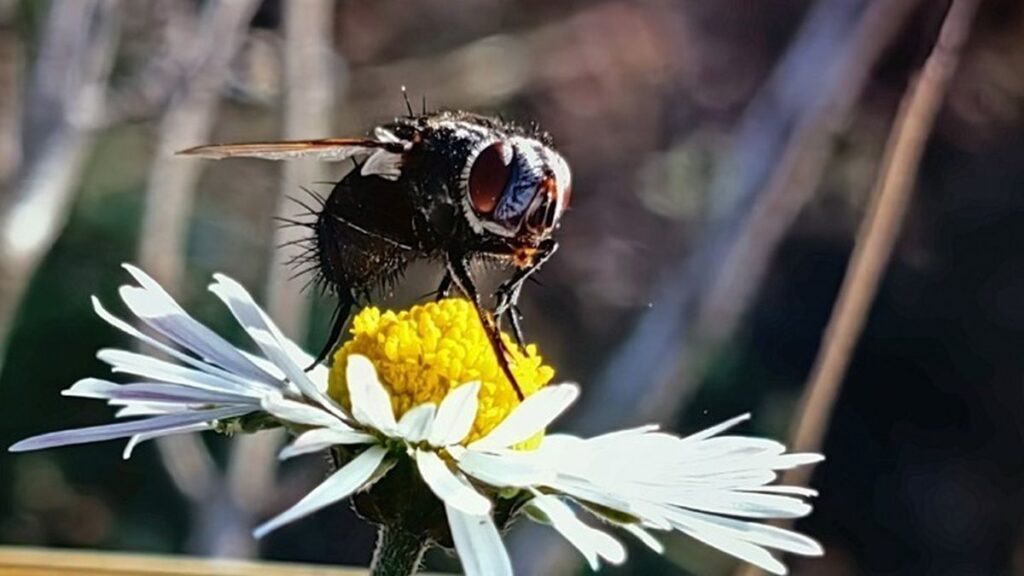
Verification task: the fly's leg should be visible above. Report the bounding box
[506,301,526,351]
[435,272,453,301]
[306,296,353,371]
[495,239,558,350]
[446,254,525,401]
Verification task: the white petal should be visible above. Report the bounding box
[96,348,268,396]
[118,267,269,383]
[620,524,665,554]
[669,490,812,519]
[469,384,579,451]
[670,508,823,557]
[115,403,185,417]
[544,477,638,519]
[123,423,210,459]
[261,395,346,429]
[103,383,256,406]
[680,414,752,444]
[210,273,326,373]
[62,378,120,399]
[279,428,377,460]
[664,509,789,575]
[91,297,278,393]
[446,506,512,576]
[247,329,344,418]
[748,485,819,498]
[207,274,350,419]
[526,494,626,569]
[415,449,490,515]
[428,381,480,447]
[9,405,252,452]
[397,404,436,443]
[347,356,397,434]
[253,445,389,538]
[451,448,554,488]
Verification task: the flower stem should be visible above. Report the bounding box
[370,525,429,576]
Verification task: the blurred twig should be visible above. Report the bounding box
[0,0,120,375]
[510,1,917,572]
[133,0,260,557]
[568,0,911,435]
[695,0,924,342]
[0,0,20,187]
[267,0,336,366]
[787,0,980,482]
[137,0,260,290]
[227,0,338,523]
[738,1,981,574]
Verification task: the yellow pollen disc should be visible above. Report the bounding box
[328,299,555,447]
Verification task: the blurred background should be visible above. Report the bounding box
[0,0,1022,574]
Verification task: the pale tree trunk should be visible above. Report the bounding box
[226,0,338,535]
[131,0,262,558]
[0,0,21,187]
[0,0,120,378]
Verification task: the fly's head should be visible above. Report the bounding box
[385,112,572,251]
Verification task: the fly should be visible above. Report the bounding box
[178,108,571,400]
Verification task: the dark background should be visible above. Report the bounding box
[2,1,1024,574]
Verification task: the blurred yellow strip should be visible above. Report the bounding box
[0,546,376,576]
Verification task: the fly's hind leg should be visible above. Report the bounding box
[435,271,453,301]
[305,295,354,371]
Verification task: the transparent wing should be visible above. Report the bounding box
[176,138,389,162]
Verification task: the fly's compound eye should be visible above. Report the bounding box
[468,142,512,214]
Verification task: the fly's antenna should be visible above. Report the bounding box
[401,85,414,117]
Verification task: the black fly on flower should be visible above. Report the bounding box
[178,105,572,401]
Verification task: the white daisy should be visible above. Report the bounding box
[9,266,824,575]
[259,355,823,576]
[9,264,336,458]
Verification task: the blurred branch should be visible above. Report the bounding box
[695,0,924,342]
[227,0,338,520]
[569,0,910,435]
[268,0,336,361]
[786,0,980,483]
[132,0,260,557]
[738,1,981,575]
[137,0,260,290]
[0,0,120,375]
[512,0,918,572]
[155,433,218,503]
[99,1,202,127]
[0,1,20,187]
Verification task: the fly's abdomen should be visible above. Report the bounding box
[315,171,420,300]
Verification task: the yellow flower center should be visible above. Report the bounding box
[328,298,555,446]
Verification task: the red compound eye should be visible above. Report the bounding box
[468,143,510,214]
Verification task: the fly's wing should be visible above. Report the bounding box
[177,138,387,161]
[177,134,407,179]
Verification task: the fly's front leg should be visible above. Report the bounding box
[446,253,524,401]
[495,239,558,349]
